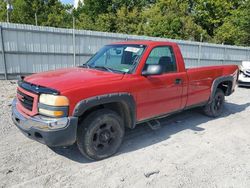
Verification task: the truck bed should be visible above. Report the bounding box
[185,65,238,107]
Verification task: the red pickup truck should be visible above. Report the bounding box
[12,41,238,160]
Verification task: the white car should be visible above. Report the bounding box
[238,61,250,87]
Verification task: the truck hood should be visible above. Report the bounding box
[24,67,124,92]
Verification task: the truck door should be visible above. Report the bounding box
[137,46,185,120]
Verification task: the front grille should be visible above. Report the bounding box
[17,90,34,111]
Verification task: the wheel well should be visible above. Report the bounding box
[78,102,134,129]
[217,81,232,96]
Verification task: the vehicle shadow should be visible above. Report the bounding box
[50,101,250,163]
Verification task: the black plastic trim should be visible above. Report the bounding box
[209,75,234,103]
[18,80,60,95]
[73,92,136,129]
[13,117,78,147]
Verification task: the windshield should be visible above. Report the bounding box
[85,44,146,73]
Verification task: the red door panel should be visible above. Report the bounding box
[136,72,184,121]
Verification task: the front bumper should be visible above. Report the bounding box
[11,99,78,147]
[238,73,250,87]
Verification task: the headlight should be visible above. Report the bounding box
[39,94,69,106]
[38,94,69,117]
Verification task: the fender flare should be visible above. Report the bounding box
[209,75,233,103]
[73,92,136,129]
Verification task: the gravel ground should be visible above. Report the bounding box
[1,80,250,188]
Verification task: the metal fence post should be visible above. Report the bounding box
[248,48,250,61]
[0,26,7,80]
[198,43,202,66]
[73,17,76,67]
[223,47,226,65]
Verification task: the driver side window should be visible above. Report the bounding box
[144,46,177,73]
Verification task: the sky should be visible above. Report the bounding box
[60,0,74,5]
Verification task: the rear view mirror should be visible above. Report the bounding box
[142,64,164,76]
[115,49,121,55]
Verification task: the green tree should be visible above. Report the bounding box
[43,0,72,28]
[0,1,7,22]
[213,0,250,45]
[0,0,72,28]
[95,13,117,32]
[141,0,208,41]
[76,11,96,30]
[82,0,113,19]
[2,0,47,25]
[0,0,249,45]
[193,0,245,36]
[75,0,154,31]
[114,6,143,34]
[112,0,155,10]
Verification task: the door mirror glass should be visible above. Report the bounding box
[142,64,164,76]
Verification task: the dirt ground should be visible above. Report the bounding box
[1,80,250,188]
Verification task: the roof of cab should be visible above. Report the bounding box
[110,40,177,46]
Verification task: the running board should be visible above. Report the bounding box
[146,119,161,130]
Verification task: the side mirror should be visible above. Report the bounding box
[142,64,164,76]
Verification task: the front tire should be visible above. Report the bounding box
[203,88,225,117]
[77,109,124,160]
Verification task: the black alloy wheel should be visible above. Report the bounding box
[77,109,124,160]
[203,88,225,117]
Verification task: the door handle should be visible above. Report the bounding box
[175,78,182,84]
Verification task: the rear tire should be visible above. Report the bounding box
[77,109,124,160]
[203,88,225,117]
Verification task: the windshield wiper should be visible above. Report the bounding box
[94,66,126,74]
[79,64,90,68]
[93,66,114,73]
[81,64,125,74]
